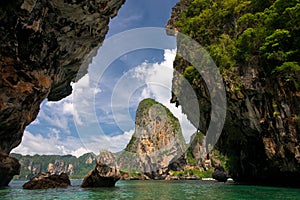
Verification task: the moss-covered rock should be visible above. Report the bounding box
[168,0,300,186]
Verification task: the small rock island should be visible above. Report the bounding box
[23,172,70,189]
[81,151,120,187]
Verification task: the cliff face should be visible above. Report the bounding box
[47,160,74,176]
[118,98,186,178]
[11,153,96,180]
[119,99,220,180]
[0,0,125,186]
[168,0,300,185]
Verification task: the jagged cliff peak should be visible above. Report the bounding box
[119,98,186,175]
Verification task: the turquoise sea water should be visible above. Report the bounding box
[1,180,300,200]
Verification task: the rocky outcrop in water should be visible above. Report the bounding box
[168,0,300,185]
[118,98,186,179]
[0,153,20,186]
[212,166,227,183]
[81,151,120,187]
[0,0,125,186]
[22,172,70,189]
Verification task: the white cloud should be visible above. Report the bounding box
[12,130,90,158]
[36,73,102,132]
[21,49,196,157]
[75,129,134,154]
[71,73,102,125]
[141,49,197,142]
[38,107,70,133]
[102,129,134,153]
[31,119,40,125]
[70,147,90,158]
[109,49,197,143]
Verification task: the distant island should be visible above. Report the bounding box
[10,153,96,180]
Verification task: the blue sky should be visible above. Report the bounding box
[12,0,197,157]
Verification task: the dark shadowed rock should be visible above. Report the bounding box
[167,0,300,186]
[168,155,187,171]
[81,151,120,187]
[22,172,71,189]
[0,0,125,186]
[212,166,228,182]
[0,153,20,186]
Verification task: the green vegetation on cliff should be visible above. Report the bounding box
[170,168,214,178]
[175,0,299,87]
[120,98,188,176]
[135,98,181,131]
[125,98,184,152]
[171,0,300,184]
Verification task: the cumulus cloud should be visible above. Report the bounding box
[12,130,90,158]
[70,49,196,154]
[48,73,101,125]
[84,129,135,153]
[21,49,196,157]
[38,103,70,133]
[35,72,101,135]
[143,49,197,142]
[110,49,197,142]
[70,147,91,158]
